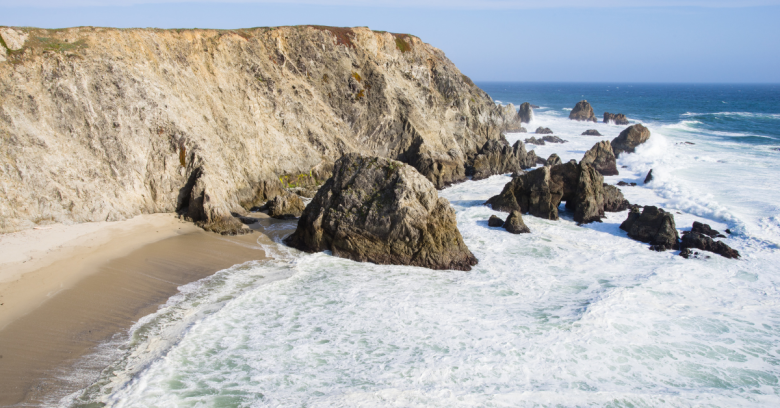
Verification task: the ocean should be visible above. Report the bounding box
[65,83,780,407]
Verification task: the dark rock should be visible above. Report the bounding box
[575,164,606,224]
[518,102,534,124]
[677,141,695,146]
[488,215,504,227]
[604,112,629,125]
[680,248,710,259]
[611,124,651,157]
[602,185,631,212]
[680,232,740,259]
[683,221,726,239]
[402,137,466,189]
[620,205,679,250]
[616,181,636,187]
[525,135,567,145]
[569,100,598,122]
[581,141,619,176]
[530,104,540,109]
[546,154,562,167]
[267,194,306,219]
[582,129,602,136]
[725,228,732,234]
[535,127,554,134]
[284,154,478,271]
[644,169,653,184]
[504,210,531,234]
[469,137,540,181]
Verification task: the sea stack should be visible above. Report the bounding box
[518,102,534,123]
[569,100,598,122]
[284,154,478,271]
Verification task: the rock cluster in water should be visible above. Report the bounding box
[679,222,739,259]
[619,205,679,251]
[468,137,541,181]
[604,112,629,125]
[284,154,478,271]
[525,136,567,146]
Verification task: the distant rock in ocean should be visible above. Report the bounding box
[525,135,567,145]
[569,100,598,122]
[535,127,554,135]
[611,124,651,157]
[284,154,478,271]
[518,102,534,123]
[582,129,602,136]
[604,112,629,125]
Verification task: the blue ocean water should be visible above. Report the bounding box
[64,83,780,408]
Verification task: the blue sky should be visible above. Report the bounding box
[2,1,779,83]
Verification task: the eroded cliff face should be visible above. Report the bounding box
[0,26,518,233]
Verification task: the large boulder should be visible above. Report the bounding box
[604,112,629,125]
[518,102,534,123]
[581,141,619,176]
[267,194,306,219]
[611,124,651,157]
[504,210,531,234]
[468,137,540,181]
[619,205,679,250]
[488,215,504,227]
[569,100,598,122]
[284,154,478,271]
[679,232,740,259]
[485,160,628,224]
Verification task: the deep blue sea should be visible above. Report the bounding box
[67,83,780,408]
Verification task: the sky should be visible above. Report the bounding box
[1,1,779,83]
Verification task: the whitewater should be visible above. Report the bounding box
[66,83,780,408]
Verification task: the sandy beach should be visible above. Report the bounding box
[0,213,289,406]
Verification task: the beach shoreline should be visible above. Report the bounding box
[0,213,286,406]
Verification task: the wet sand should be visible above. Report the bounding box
[0,214,291,406]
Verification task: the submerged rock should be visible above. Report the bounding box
[488,215,505,227]
[267,194,306,219]
[525,135,567,146]
[619,205,679,251]
[569,100,598,122]
[518,102,534,123]
[644,169,653,184]
[611,124,651,157]
[284,154,478,271]
[504,210,531,234]
[535,127,554,135]
[582,129,602,136]
[604,112,629,125]
[679,232,740,259]
[581,141,619,176]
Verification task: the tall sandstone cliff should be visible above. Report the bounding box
[0,26,519,233]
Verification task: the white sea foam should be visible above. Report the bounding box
[67,108,780,408]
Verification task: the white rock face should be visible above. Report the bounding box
[0,28,27,51]
[0,46,6,62]
[0,26,520,234]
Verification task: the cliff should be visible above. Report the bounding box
[0,26,519,234]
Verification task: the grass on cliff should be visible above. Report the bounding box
[307,26,355,48]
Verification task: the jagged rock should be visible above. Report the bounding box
[267,194,306,219]
[468,137,540,181]
[616,181,636,187]
[684,221,726,238]
[582,130,602,136]
[535,127,554,134]
[619,205,679,250]
[644,169,653,184]
[488,215,504,227]
[0,28,28,50]
[603,184,631,212]
[546,154,562,167]
[581,141,619,176]
[525,135,567,146]
[485,160,627,224]
[518,102,534,123]
[504,210,531,234]
[569,100,598,122]
[611,124,651,157]
[284,154,478,271]
[680,232,740,259]
[604,112,629,125]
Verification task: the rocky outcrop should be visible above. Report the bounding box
[284,154,478,271]
[569,100,597,122]
[525,135,567,146]
[581,141,619,176]
[604,112,629,125]
[468,137,541,181]
[602,184,631,212]
[582,129,602,136]
[679,232,739,259]
[485,160,628,224]
[685,221,726,238]
[504,210,530,234]
[619,205,679,251]
[0,28,28,51]
[644,169,654,184]
[267,194,305,219]
[0,26,521,233]
[611,124,651,157]
[488,215,504,227]
[546,154,562,167]
[518,102,533,123]
[535,127,554,134]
